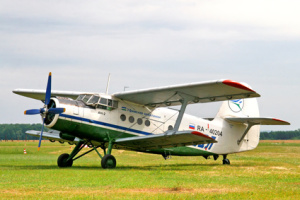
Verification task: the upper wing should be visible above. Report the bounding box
[13,89,84,100]
[115,130,217,151]
[113,79,260,107]
[225,117,290,125]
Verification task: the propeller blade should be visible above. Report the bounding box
[45,72,52,105]
[48,108,66,114]
[24,109,41,115]
[38,118,45,151]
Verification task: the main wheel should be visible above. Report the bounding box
[101,154,116,169]
[57,153,73,168]
[222,158,230,165]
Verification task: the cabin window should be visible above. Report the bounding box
[145,120,150,127]
[137,118,143,125]
[120,114,126,121]
[168,125,173,130]
[129,116,134,123]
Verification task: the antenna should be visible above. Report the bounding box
[105,73,111,94]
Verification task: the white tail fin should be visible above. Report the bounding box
[215,98,261,152]
[216,98,260,119]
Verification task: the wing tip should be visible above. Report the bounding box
[272,118,291,125]
[191,131,215,140]
[222,79,256,93]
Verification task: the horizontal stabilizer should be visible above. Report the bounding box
[225,117,290,125]
[115,130,217,151]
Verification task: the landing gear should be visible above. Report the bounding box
[222,155,230,165]
[57,139,116,169]
[162,151,172,160]
[57,153,73,167]
[101,154,116,169]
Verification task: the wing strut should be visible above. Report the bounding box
[237,122,259,145]
[171,92,195,134]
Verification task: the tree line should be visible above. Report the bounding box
[0,124,299,140]
[0,124,49,141]
[260,129,300,140]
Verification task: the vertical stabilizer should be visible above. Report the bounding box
[215,97,261,152]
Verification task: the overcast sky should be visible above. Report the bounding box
[1,0,299,131]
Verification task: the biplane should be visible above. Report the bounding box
[13,73,289,168]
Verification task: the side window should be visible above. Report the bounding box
[129,116,134,123]
[108,99,112,107]
[137,118,143,125]
[120,114,126,121]
[100,98,107,105]
[145,120,150,127]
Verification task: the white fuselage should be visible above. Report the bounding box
[47,95,261,156]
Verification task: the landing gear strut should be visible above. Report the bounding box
[222,155,230,165]
[57,139,116,169]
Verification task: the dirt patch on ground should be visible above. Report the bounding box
[270,166,288,170]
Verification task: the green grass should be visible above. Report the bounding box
[0,141,299,199]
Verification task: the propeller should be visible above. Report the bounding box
[24,72,66,151]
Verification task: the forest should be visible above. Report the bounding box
[0,124,299,140]
[0,124,49,140]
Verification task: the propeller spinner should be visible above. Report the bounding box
[24,72,65,150]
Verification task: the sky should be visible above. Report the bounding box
[1,0,299,131]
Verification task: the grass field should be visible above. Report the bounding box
[0,141,299,199]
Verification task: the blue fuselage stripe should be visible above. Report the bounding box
[59,114,152,135]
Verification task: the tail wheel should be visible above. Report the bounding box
[57,153,73,168]
[101,154,116,169]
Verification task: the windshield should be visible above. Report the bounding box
[82,95,92,103]
[88,96,100,104]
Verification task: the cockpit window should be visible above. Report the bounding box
[77,94,118,110]
[100,98,107,105]
[88,96,100,104]
[76,94,85,101]
[82,95,92,103]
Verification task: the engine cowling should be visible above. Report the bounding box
[44,98,61,128]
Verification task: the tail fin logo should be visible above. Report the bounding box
[228,99,244,113]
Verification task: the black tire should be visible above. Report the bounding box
[101,154,116,169]
[222,159,230,165]
[57,153,73,168]
[49,140,55,143]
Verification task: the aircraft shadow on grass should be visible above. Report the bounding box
[2,163,237,171]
